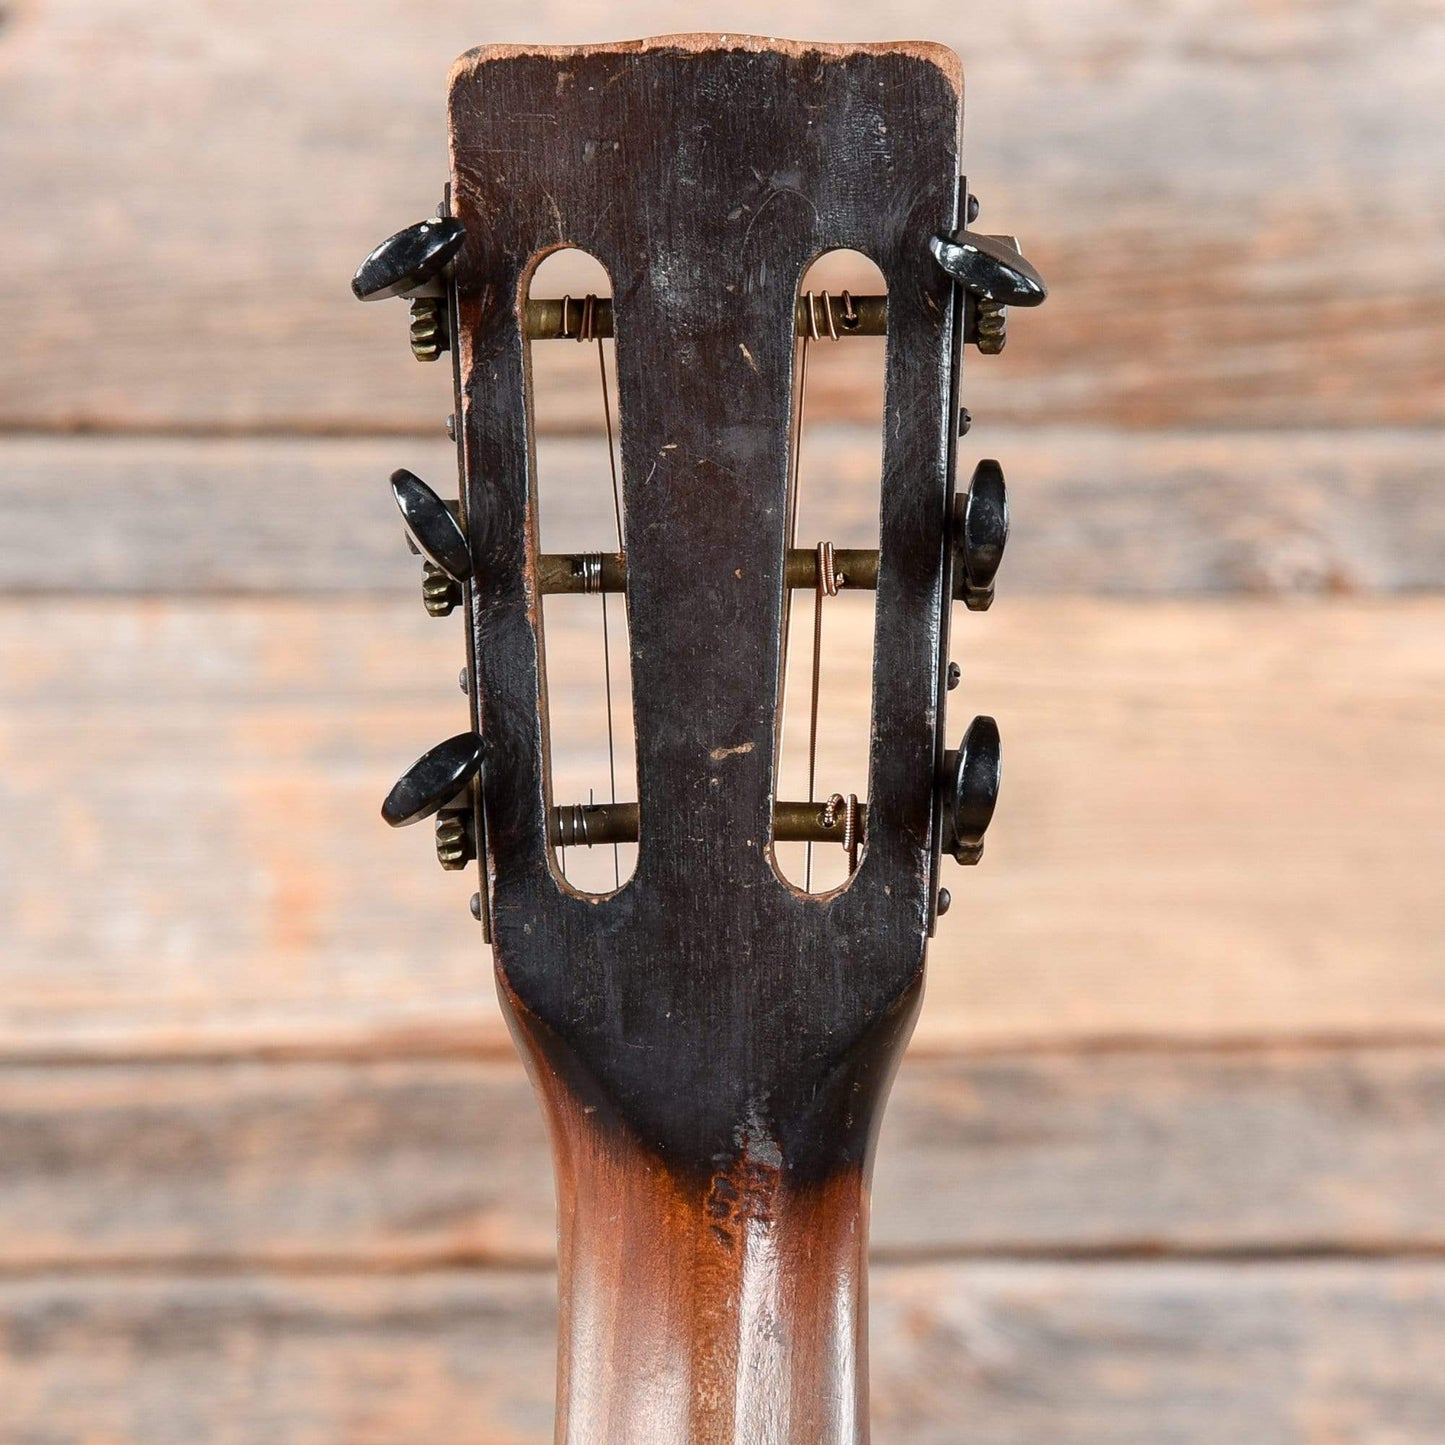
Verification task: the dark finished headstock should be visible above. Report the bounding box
[357,39,1048,1439]
[359,37,1046,1180]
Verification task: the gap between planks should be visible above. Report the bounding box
[3,428,1444,596]
[9,1025,1445,1070]
[13,1241,1445,1283]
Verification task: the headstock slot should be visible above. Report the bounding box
[774,249,888,895]
[526,247,637,896]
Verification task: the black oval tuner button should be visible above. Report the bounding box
[956,460,1009,610]
[352,217,467,303]
[930,231,1047,307]
[381,732,486,828]
[943,715,1002,866]
[390,469,472,583]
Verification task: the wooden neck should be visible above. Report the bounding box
[541,1075,872,1445]
[501,981,902,1445]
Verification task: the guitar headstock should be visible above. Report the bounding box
[354,37,1045,1173]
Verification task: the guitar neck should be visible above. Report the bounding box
[516,1001,896,1445]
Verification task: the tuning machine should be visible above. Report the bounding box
[382,731,486,872]
[931,229,1047,308]
[352,215,467,362]
[391,469,471,617]
[931,225,1046,355]
[954,460,1009,611]
[940,716,1001,866]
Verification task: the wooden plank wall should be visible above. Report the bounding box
[1,3,1442,1440]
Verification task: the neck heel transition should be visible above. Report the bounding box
[551,1109,872,1445]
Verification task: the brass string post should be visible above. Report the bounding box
[550,799,869,849]
[524,294,887,340]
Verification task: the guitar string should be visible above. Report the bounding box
[594,304,624,889]
[800,292,840,892]
[805,546,826,891]
[566,292,853,887]
[787,329,813,886]
[795,292,857,889]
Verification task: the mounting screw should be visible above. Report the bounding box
[409,297,448,362]
[458,666,470,694]
[469,891,483,921]
[423,562,463,617]
[947,661,961,691]
[966,193,980,224]
[958,406,972,437]
[435,810,475,870]
[445,414,457,441]
[937,887,952,916]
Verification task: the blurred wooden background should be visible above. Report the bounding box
[2,2,1444,1441]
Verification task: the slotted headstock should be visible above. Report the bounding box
[467,37,960,1173]
[357,42,1048,1439]
[356,37,1045,1172]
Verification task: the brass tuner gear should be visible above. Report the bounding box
[422,562,462,617]
[975,297,1007,355]
[409,297,448,362]
[435,810,475,870]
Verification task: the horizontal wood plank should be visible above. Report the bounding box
[1,2,1442,431]
[1,596,1441,1056]
[5,428,1443,595]
[3,1046,1444,1271]
[3,1263,1443,1443]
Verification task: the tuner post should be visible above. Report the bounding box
[548,799,870,850]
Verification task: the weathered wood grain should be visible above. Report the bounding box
[1,597,1440,1057]
[3,1046,1445,1271]
[5,428,1443,595]
[3,1263,1443,1443]
[1,1,1441,431]
[870,1262,1445,1444]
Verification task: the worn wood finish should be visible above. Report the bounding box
[3,596,1441,1058]
[526,1057,873,1440]
[4,1263,1445,1444]
[3,1,1443,431]
[5,1046,1445,1273]
[6,428,1444,596]
[441,39,964,1441]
